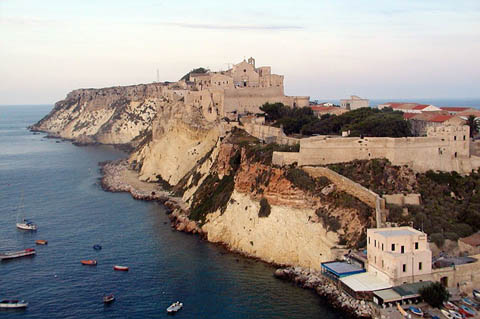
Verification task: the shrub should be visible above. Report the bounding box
[430,233,445,247]
[419,282,450,308]
[258,198,271,218]
[285,168,317,192]
[315,208,341,232]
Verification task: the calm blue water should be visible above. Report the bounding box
[318,98,480,108]
[0,105,343,318]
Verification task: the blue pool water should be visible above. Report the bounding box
[0,105,343,318]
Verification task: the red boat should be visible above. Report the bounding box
[0,248,36,260]
[113,265,129,271]
[81,260,97,266]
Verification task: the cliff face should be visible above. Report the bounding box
[31,84,170,146]
[35,83,375,271]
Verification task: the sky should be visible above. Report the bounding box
[1,0,479,104]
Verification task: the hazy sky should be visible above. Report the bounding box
[1,0,479,104]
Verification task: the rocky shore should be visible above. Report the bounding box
[274,267,374,318]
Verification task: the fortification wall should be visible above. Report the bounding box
[272,152,300,165]
[223,87,285,114]
[383,194,421,206]
[431,255,480,292]
[242,123,300,146]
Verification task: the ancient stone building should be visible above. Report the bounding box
[171,58,310,119]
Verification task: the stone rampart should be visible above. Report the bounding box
[243,123,300,146]
[384,194,421,206]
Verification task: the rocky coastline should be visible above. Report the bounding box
[274,267,374,318]
[99,159,373,319]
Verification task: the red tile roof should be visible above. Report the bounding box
[440,107,472,112]
[403,113,417,119]
[310,106,337,111]
[460,233,480,247]
[412,104,430,110]
[428,115,453,123]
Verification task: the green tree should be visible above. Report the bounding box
[180,67,209,81]
[419,282,450,308]
[467,115,479,138]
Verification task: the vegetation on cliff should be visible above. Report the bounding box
[329,159,480,246]
[180,67,209,81]
[260,103,412,137]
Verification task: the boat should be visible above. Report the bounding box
[473,289,480,300]
[93,245,102,250]
[113,265,129,271]
[462,297,477,307]
[35,240,48,245]
[440,310,453,319]
[459,304,476,317]
[448,309,463,319]
[397,303,408,317]
[444,301,459,311]
[103,294,115,304]
[166,301,183,313]
[81,260,97,266]
[0,300,28,309]
[16,219,37,231]
[408,306,424,316]
[0,248,36,261]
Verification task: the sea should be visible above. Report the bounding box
[0,104,345,318]
[319,98,480,109]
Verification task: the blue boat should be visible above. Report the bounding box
[459,304,476,317]
[462,297,477,307]
[408,306,424,316]
[93,244,102,250]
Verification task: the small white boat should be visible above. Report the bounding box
[167,301,183,313]
[0,299,28,309]
[103,294,115,304]
[113,265,129,271]
[448,309,463,319]
[16,219,37,231]
[441,309,454,319]
[0,248,36,261]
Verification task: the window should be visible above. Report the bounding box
[243,69,246,72]
[403,264,406,272]
[392,244,395,251]
[382,260,384,268]
[401,246,405,254]
[375,256,376,263]
[455,152,457,158]
[415,242,418,250]
[464,135,466,141]
[368,237,370,244]
[374,240,376,248]
[382,243,384,251]
[419,262,422,271]
[454,136,457,141]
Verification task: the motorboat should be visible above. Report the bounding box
[0,300,28,309]
[0,248,36,261]
[93,245,102,250]
[81,260,97,266]
[459,304,476,317]
[473,289,480,300]
[16,219,37,231]
[397,303,408,317]
[35,240,48,245]
[113,265,129,271]
[103,294,115,304]
[167,301,183,313]
[440,309,453,319]
[444,301,459,311]
[408,306,424,316]
[448,309,463,319]
[462,297,477,307]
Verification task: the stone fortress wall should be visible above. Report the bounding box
[273,125,480,174]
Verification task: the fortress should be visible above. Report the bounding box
[166,57,310,120]
[273,125,480,174]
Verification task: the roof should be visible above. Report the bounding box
[340,272,392,292]
[440,107,473,112]
[321,261,365,277]
[393,281,432,297]
[374,228,421,238]
[428,115,454,123]
[459,233,480,247]
[310,106,338,111]
[374,289,402,302]
[403,113,417,120]
[412,104,430,110]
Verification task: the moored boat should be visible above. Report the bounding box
[113,265,129,271]
[0,248,36,261]
[81,260,97,266]
[0,300,28,309]
[397,303,408,317]
[408,306,424,316]
[167,301,183,313]
[16,219,37,231]
[444,301,459,311]
[441,309,454,319]
[462,297,477,307]
[103,294,115,304]
[459,304,476,317]
[35,240,48,245]
[473,289,480,300]
[448,309,463,319]
[93,244,102,250]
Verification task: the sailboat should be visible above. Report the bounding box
[15,193,38,231]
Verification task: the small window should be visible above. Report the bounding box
[382,260,384,268]
[243,69,246,72]
[464,135,466,141]
[368,237,370,244]
[419,262,423,271]
[374,240,376,248]
[415,242,419,250]
[401,246,405,254]
[382,243,384,251]
[454,136,457,141]
[392,244,395,251]
[455,152,457,158]
[403,264,406,272]
[375,256,377,263]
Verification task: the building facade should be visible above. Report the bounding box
[340,96,369,110]
[367,227,432,285]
